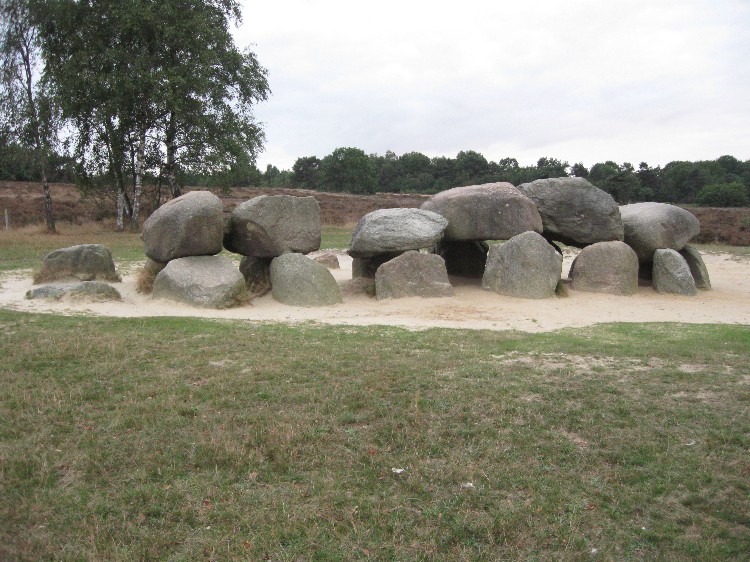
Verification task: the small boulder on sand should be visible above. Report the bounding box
[26,281,121,301]
[652,249,697,296]
[569,241,639,295]
[375,251,453,300]
[679,245,711,290]
[270,253,343,307]
[36,244,119,283]
[482,231,562,299]
[153,255,246,308]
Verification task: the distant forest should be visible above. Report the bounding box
[2,142,749,207]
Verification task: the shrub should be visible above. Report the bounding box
[695,182,749,207]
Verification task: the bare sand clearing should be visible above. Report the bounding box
[1,250,749,332]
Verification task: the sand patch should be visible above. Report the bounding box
[1,252,748,333]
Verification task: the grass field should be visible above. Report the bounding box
[0,223,356,272]
[1,225,749,559]
[0,312,748,560]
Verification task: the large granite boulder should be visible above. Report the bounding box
[141,191,224,263]
[569,241,638,295]
[270,253,342,307]
[239,256,272,297]
[432,240,489,278]
[482,231,562,299]
[619,203,700,262]
[348,208,448,258]
[35,244,119,283]
[420,182,542,241]
[679,245,711,290]
[26,281,121,301]
[652,249,697,295]
[224,195,321,257]
[153,255,246,308]
[375,251,453,300]
[517,177,624,246]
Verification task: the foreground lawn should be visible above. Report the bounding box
[0,224,353,272]
[1,311,748,560]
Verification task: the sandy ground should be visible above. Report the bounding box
[1,250,749,333]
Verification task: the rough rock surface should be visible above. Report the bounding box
[482,231,562,299]
[352,252,402,278]
[270,253,342,307]
[37,244,119,282]
[239,256,272,297]
[224,195,321,257]
[679,245,711,290]
[375,251,453,300]
[433,240,489,278]
[141,191,224,262]
[652,249,697,295]
[420,182,543,241]
[619,203,700,262]
[313,252,340,269]
[348,208,448,258]
[517,177,624,246]
[569,241,639,295]
[26,281,121,301]
[153,256,246,308]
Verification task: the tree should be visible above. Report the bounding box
[292,156,322,189]
[320,147,376,194]
[456,150,489,184]
[570,162,589,179]
[34,0,269,229]
[535,157,569,179]
[1,0,57,231]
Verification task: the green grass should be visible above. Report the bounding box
[1,312,748,560]
[0,224,353,272]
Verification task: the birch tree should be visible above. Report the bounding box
[34,0,269,229]
[1,0,57,232]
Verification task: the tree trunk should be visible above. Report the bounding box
[42,168,56,233]
[131,128,145,231]
[116,189,125,231]
[165,112,181,198]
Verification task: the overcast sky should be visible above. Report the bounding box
[235,0,750,171]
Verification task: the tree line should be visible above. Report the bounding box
[264,148,749,207]
[1,0,269,232]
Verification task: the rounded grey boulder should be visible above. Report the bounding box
[141,191,224,262]
[420,182,543,241]
[26,281,121,301]
[517,177,624,247]
[375,251,453,300]
[153,255,246,308]
[570,241,638,295]
[619,203,700,262]
[348,208,448,258]
[224,195,321,257]
[679,245,711,290]
[37,244,119,282]
[270,253,343,307]
[482,231,562,299]
[652,249,697,295]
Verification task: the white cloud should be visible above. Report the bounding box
[236,0,750,170]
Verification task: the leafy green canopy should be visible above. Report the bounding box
[32,0,269,190]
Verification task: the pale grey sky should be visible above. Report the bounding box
[235,0,750,171]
